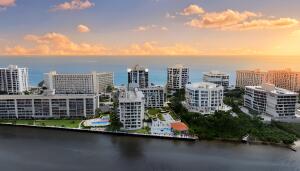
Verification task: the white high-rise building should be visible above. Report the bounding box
[44,71,113,94]
[0,92,99,119]
[167,64,189,90]
[127,64,149,89]
[118,88,145,130]
[236,69,267,88]
[244,83,298,118]
[140,85,165,108]
[185,82,224,114]
[203,71,229,88]
[0,65,29,94]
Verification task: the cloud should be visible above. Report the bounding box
[181,4,205,16]
[51,0,94,11]
[119,41,200,55]
[133,25,168,32]
[0,0,15,10]
[165,12,176,19]
[182,5,299,31]
[77,24,90,33]
[230,18,299,30]
[186,9,258,29]
[5,32,108,55]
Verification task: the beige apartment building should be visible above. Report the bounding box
[236,69,300,92]
[266,69,300,92]
[236,69,267,88]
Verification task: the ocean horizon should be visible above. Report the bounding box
[0,56,299,87]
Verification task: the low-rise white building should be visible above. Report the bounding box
[140,85,166,108]
[0,91,99,119]
[244,83,298,119]
[118,88,145,130]
[203,71,229,88]
[244,85,267,114]
[185,82,224,114]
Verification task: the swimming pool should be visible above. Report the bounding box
[84,116,111,127]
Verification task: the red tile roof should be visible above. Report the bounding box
[171,122,188,131]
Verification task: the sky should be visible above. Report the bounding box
[1,0,300,56]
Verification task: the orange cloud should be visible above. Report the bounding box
[183,5,299,31]
[181,4,205,16]
[133,25,168,32]
[77,24,90,33]
[119,42,200,55]
[230,18,299,30]
[0,0,15,10]
[5,32,108,55]
[51,0,94,11]
[187,9,258,29]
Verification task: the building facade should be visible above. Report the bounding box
[266,69,300,92]
[237,69,300,92]
[203,71,229,88]
[127,64,149,89]
[0,92,99,119]
[118,88,145,130]
[44,71,113,94]
[185,82,224,114]
[244,85,267,114]
[236,69,267,88]
[167,64,189,90]
[96,72,114,92]
[140,86,165,108]
[0,65,29,94]
[244,83,298,118]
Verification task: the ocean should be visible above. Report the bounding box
[0,56,298,86]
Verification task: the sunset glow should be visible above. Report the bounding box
[1,0,300,56]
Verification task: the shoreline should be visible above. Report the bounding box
[0,123,197,141]
[0,123,297,151]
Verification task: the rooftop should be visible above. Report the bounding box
[204,71,229,76]
[186,82,222,89]
[168,64,187,69]
[127,64,148,72]
[246,83,298,95]
[171,122,188,131]
[119,88,144,102]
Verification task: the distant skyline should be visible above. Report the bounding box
[1,0,300,56]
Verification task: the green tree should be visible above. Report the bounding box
[107,112,123,131]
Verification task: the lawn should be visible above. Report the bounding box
[0,119,82,128]
[128,128,150,134]
[148,108,161,116]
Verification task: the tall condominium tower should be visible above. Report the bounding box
[0,65,29,94]
[127,64,149,89]
[167,64,189,90]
